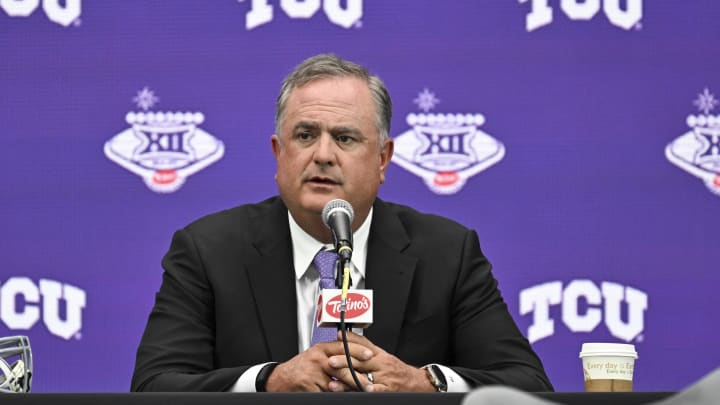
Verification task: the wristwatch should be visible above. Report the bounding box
[255,362,278,392]
[423,365,448,392]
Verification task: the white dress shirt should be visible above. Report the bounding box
[230,208,469,392]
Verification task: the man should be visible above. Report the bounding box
[131,54,553,393]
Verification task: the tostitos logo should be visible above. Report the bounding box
[322,293,370,318]
[104,87,225,193]
[666,88,720,196]
[391,89,505,195]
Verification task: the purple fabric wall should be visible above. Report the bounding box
[1,0,718,392]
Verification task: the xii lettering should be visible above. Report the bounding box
[694,127,720,161]
[139,132,189,155]
[418,131,472,157]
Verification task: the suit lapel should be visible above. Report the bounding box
[242,198,418,359]
[364,200,417,355]
[245,198,299,361]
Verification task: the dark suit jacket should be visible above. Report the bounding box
[131,197,552,392]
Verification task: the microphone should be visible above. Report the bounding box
[317,199,372,329]
[321,199,354,261]
[317,200,371,392]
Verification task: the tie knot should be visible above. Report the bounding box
[313,249,338,280]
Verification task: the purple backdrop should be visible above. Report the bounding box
[1,0,719,392]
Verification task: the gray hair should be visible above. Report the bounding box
[275,54,392,145]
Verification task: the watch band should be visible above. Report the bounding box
[423,364,448,392]
[255,362,279,392]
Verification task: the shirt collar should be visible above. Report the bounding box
[288,207,372,280]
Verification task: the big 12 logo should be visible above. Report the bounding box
[518,0,643,31]
[245,0,362,30]
[0,0,81,27]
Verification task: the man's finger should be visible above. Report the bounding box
[322,341,374,360]
[329,365,375,390]
[327,378,354,392]
[336,330,379,350]
[327,353,370,370]
[366,383,389,392]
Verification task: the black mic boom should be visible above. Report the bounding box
[321,199,354,261]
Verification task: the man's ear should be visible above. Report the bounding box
[379,138,394,184]
[271,134,282,161]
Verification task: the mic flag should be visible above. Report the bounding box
[316,289,373,329]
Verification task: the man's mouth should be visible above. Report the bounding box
[307,176,339,185]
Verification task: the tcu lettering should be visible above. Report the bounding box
[518,0,643,31]
[519,280,648,343]
[246,0,362,30]
[0,0,81,27]
[0,277,87,340]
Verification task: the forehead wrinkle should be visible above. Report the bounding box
[282,77,376,138]
[290,118,364,137]
[292,121,321,132]
[284,104,361,132]
[293,103,359,119]
[330,126,364,138]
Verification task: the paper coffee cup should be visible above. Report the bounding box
[579,343,638,392]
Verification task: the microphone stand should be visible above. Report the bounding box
[335,255,365,392]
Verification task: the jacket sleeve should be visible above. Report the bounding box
[131,228,247,392]
[448,230,553,392]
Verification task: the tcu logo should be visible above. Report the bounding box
[1,277,87,340]
[245,0,362,30]
[519,280,648,343]
[0,0,81,27]
[518,0,643,31]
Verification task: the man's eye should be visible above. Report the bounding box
[297,132,313,141]
[336,135,355,144]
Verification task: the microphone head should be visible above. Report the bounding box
[321,199,354,229]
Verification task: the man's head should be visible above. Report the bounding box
[275,54,392,145]
[271,54,394,239]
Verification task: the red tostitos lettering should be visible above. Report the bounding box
[325,293,370,318]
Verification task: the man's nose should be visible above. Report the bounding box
[313,134,337,165]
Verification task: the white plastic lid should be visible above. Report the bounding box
[579,343,638,359]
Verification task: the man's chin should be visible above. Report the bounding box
[299,195,344,214]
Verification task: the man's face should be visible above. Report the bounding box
[272,76,393,226]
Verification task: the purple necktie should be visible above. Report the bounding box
[310,249,339,346]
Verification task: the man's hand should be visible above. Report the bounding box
[265,338,375,392]
[326,331,437,392]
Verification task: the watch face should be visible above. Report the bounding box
[427,365,448,392]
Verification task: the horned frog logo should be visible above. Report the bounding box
[104,87,225,193]
[665,88,720,196]
[391,89,505,194]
